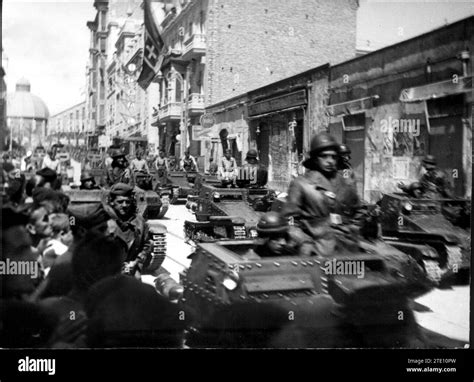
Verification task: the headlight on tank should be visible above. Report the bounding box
[402,202,413,213]
[249,228,258,238]
[222,270,239,291]
[212,192,220,201]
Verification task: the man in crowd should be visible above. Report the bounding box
[180,149,198,172]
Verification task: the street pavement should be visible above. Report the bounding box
[145,203,470,346]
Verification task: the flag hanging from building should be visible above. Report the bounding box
[138,0,164,90]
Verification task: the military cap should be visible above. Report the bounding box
[111,152,126,159]
[68,203,110,230]
[109,182,134,197]
[36,167,58,182]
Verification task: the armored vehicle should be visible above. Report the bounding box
[167,171,198,204]
[184,183,277,243]
[379,193,470,284]
[180,238,432,348]
[64,188,168,275]
[133,171,169,219]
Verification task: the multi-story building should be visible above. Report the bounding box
[85,0,109,149]
[48,102,87,147]
[87,0,160,155]
[1,46,7,150]
[152,0,358,164]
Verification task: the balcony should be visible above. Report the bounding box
[187,93,204,115]
[182,33,206,61]
[158,102,183,122]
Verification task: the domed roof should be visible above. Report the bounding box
[7,79,49,120]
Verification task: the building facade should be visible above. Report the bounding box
[327,16,473,201]
[152,0,358,163]
[203,16,473,198]
[48,102,87,148]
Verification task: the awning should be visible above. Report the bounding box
[399,76,473,102]
[326,95,379,118]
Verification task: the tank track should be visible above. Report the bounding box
[146,232,167,273]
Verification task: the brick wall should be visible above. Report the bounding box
[205,0,357,105]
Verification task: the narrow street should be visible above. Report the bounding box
[148,203,470,345]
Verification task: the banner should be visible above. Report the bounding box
[137,0,164,90]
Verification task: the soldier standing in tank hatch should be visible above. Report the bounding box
[236,149,268,188]
[282,132,369,256]
[337,144,356,186]
[398,155,453,199]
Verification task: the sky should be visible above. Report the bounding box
[2,0,474,116]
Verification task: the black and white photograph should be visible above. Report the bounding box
[0,0,473,378]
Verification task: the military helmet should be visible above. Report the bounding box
[309,132,340,157]
[256,212,289,237]
[80,172,94,182]
[422,155,436,166]
[339,144,351,155]
[245,149,258,161]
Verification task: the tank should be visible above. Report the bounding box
[179,238,432,348]
[183,183,274,243]
[379,193,470,284]
[133,171,169,219]
[167,170,198,204]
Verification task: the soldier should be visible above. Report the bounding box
[245,212,315,259]
[283,132,363,256]
[398,155,453,199]
[180,149,198,172]
[154,150,169,186]
[79,173,100,190]
[236,149,268,188]
[208,157,218,175]
[219,149,238,186]
[337,144,355,182]
[106,153,131,186]
[130,150,150,174]
[103,183,183,300]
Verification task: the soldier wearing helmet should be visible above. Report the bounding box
[79,172,100,190]
[236,149,268,188]
[282,132,364,254]
[337,144,355,185]
[398,155,453,198]
[245,212,315,258]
